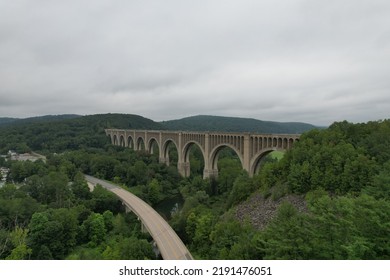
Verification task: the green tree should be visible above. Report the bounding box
[363,161,390,200]
[8,161,28,183]
[209,216,257,259]
[24,172,71,207]
[102,236,155,260]
[147,178,161,205]
[90,184,123,214]
[28,209,78,259]
[127,161,148,186]
[226,172,255,208]
[90,155,120,180]
[190,212,214,259]
[6,227,32,260]
[348,195,390,259]
[0,185,42,230]
[102,210,114,232]
[255,202,314,259]
[217,157,242,194]
[306,195,356,259]
[71,172,92,201]
[0,229,12,259]
[81,213,107,247]
[261,124,379,195]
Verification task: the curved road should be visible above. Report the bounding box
[84,175,193,260]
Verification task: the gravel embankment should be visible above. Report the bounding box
[235,192,307,230]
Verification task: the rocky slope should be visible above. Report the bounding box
[235,192,307,230]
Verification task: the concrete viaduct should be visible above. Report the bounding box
[105,129,300,178]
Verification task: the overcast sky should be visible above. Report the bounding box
[1,0,389,125]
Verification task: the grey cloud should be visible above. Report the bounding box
[0,0,389,125]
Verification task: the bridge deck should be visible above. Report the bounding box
[84,175,193,260]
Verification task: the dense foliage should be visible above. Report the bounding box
[0,159,155,260]
[0,114,163,154]
[258,120,390,196]
[1,115,389,260]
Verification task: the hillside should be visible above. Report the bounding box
[0,117,19,126]
[0,115,80,127]
[1,115,389,260]
[0,113,163,153]
[0,113,318,154]
[161,115,317,134]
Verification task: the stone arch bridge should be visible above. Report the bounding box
[105,129,300,178]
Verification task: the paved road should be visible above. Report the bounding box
[84,175,193,260]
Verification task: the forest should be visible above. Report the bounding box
[0,114,389,259]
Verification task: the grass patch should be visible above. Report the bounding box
[269,151,285,160]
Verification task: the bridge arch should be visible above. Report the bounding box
[113,135,118,146]
[182,141,206,177]
[136,137,146,151]
[208,144,244,177]
[127,135,134,149]
[249,148,279,176]
[183,141,205,162]
[119,135,126,147]
[289,138,296,148]
[162,139,179,166]
[147,137,160,155]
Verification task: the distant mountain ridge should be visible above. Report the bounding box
[0,115,81,127]
[161,115,317,134]
[0,113,317,153]
[0,113,317,134]
[0,117,19,126]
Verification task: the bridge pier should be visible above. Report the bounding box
[178,162,191,177]
[140,220,147,233]
[159,157,168,165]
[122,203,147,233]
[203,168,218,179]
